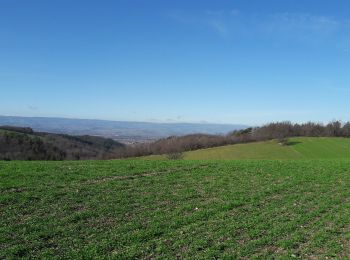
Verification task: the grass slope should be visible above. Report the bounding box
[146,137,350,160]
[2,159,350,258]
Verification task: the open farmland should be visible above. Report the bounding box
[2,159,350,258]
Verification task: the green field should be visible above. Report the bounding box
[2,159,350,258]
[146,137,350,160]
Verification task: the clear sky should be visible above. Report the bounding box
[1,0,350,125]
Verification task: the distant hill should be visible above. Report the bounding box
[0,116,247,143]
[145,137,350,160]
[0,126,125,160]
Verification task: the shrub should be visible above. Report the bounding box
[278,138,289,146]
[166,152,184,160]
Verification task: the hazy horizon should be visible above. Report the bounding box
[2,0,350,125]
[1,114,345,127]
[0,114,247,126]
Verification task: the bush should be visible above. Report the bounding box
[278,138,289,146]
[166,152,184,160]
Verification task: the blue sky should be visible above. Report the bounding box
[1,0,350,125]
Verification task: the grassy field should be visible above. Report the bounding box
[146,137,350,160]
[2,159,350,258]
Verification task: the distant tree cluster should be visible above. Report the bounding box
[0,127,125,161]
[0,131,66,160]
[251,121,349,140]
[116,133,242,159]
[0,125,34,134]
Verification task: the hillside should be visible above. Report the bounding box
[146,137,350,160]
[2,159,350,258]
[0,126,124,160]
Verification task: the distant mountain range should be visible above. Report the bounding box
[0,116,247,143]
